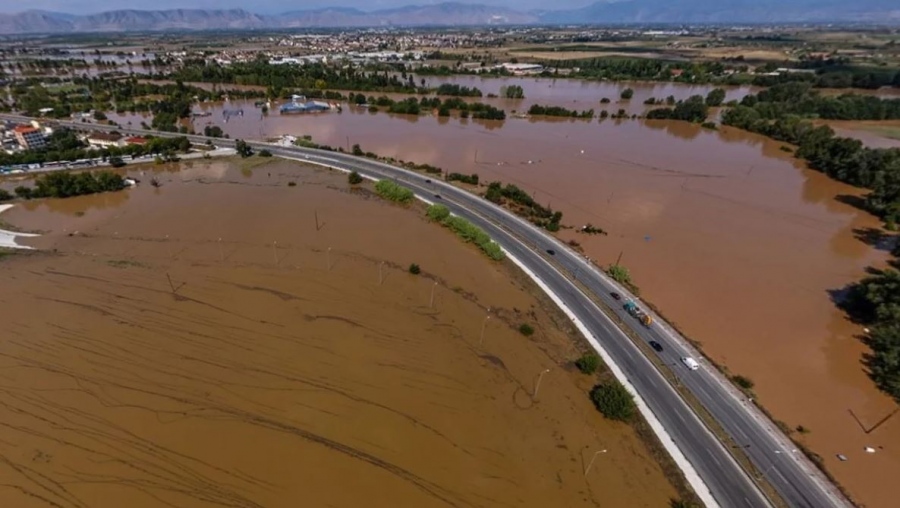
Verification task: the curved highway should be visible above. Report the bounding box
[1,115,851,508]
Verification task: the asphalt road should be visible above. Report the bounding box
[2,115,851,508]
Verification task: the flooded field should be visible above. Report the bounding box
[0,159,679,508]
[107,99,900,506]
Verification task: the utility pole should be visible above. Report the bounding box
[430,281,437,308]
[614,250,623,267]
[379,261,385,285]
[272,241,278,265]
[327,247,332,270]
[583,449,608,476]
[534,369,550,398]
[479,315,490,346]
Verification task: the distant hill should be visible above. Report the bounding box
[541,0,900,24]
[0,1,899,34]
[0,3,537,34]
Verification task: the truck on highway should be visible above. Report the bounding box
[623,301,653,327]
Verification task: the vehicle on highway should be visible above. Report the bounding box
[649,340,663,352]
[623,301,653,327]
[681,356,700,371]
[425,179,431,183]
[610,292,621,300]
[434,194,442,199]
[546,249,556,256]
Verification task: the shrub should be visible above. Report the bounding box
[352,144,364,156]
[0,189,12,202]
[590,382,636,421]
[519,323,535,336]
[426,204,451,221]
[409,263,421,275]
[620,88,634,100]
[796,425,810,434]
[438,215,505,260]
[575,353,600,374]
[374,179,414,203]
[732,375,755,390]
[607,265,632,285]
[348,171,363,185]
[287,181,297,187]
[258,149,272,157]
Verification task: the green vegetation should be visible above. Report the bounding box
[408,263,421,275]
[528,104,594,119]
[0,189,12,202]
[447,172,479,185]
[575,352,600,375]
[841,266,900,401]
[203,125,224,138]
[258,149,272,157]
[796,425,811,434]
[235,139,253,158]
[732,375,755,390]
[170,60,424,94]
[579,223,607,236]
[722,83,900,223]
[374,179,415,204]
[519,323,535,336]
[645,95,709,123]
[706,88,727,107]
[607,265,633,285]
[15,170,124,200]
[0,129,192,167]
[620,88,634,100]
[425,204,504,260]
[355,93,505,120]
[590,382,637,422]
[435,83,483,97]
[501,84,525,99]
[485,181,563,231]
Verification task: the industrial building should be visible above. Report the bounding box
[279,96,335,114]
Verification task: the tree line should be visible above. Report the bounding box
[12,170,125,200]
[721,84,900,225]
[527,104,594,119]
[485,181,563,231]
[349,93,506,120]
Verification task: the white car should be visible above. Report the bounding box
[681,356,700,371]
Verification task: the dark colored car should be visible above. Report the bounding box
[546,249,556,256]
[649,341,664,353]
[610,292,621,300]
[434,194,442,199]
[425,179,432,183]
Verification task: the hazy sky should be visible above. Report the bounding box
[1,0,598,14]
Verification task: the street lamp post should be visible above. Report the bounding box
[534,368,550,398]
[584,449,608,476]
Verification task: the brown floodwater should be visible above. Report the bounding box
[105,103,900,507]
[0,159,678,507]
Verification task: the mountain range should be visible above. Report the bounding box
[0,1,898,34]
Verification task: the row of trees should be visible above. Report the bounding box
[12,170,125,200]
[527,104,594,119]
[722,88,900,224]
[739,82,900,121]
[841,264,900,401]
[485,181,563,231]
[645,95,710,123]
[425,204,504,260]
[435,83,483,97]
[169,59,425,94]
[353,94,506,120]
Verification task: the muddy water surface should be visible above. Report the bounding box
[0,160,678,507]
[123,105,900,506]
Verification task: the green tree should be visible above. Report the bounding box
[0,189,12,201]
[607,265,632,285]
[352,144,364,156]
[235,139,253,158]
[575,353,600,374]
[620,88,634,100]
[706,88,726,107]
[590,382,636,421]
[348,171,363,185]
[408,263,421,275]
[519,324,535,336]
[501,84,525,99]
[426,204,451,221]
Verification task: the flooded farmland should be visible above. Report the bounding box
[107,79,900,507]
[0,159,679,508]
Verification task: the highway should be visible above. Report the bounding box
[1,115,851,508]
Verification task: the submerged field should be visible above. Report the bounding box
[0,159,679,507]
